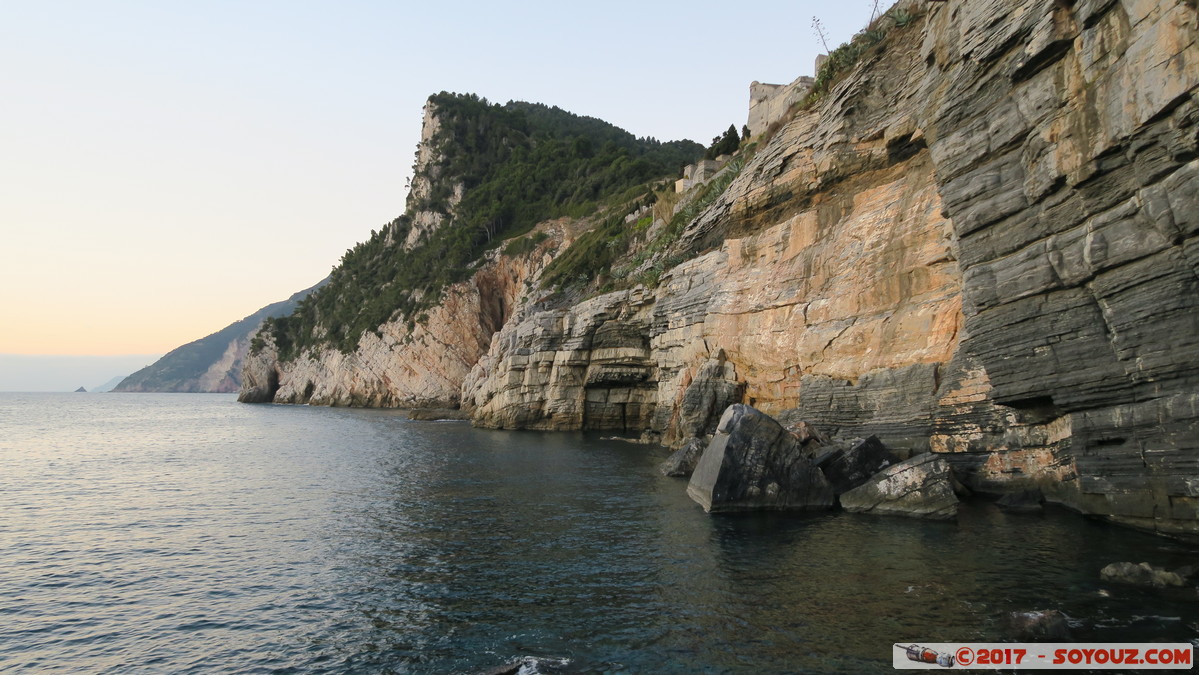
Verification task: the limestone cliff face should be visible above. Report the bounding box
[468,4,961,443]
[463,286,659,430]
[465,0,1199,538]
[242,0,1199,538]
[195,335,245,392]
[403,100,463,250]
[239,226,562,407]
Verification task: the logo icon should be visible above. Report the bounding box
[899,644,956,668]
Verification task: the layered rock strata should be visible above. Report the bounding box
[918,0,1199,538]
[466,0,1199,538]
[462,286,658,430]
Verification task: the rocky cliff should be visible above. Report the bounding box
[464,0,1199,538]
[240,225,563,407]
[239,94,703,408]
[466,7,962,441]
[243,0,1198,539]
[919,0,1199,538]
[115,280,323,393]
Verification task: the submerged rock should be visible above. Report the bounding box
[1006,609,1072,641]
[477,663,522,675]
[1100,562,1187,588]
[811,435,897,496]
[996,488,1045,513]
[839,453,960,520]
[687,404,833,513]
[659,436,708,478]
[1174,565,1198,582]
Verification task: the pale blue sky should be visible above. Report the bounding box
[1,0,881,382]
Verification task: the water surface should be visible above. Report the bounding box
[1,393,1195,673]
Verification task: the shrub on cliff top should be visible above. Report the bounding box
[807,4,925,103]
[705,124,742,160]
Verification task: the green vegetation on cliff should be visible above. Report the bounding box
[262,93,702,359]
[539,156,744,292]
[809,5,924,103]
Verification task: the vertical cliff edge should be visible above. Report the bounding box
[243,0,1199,539]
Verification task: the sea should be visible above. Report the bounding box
[1,392,1196,674]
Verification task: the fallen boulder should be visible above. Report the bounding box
[1173,565,1198,581]
[687,404,834,513]
[1100,562,1187,588]
[811,435,897,495]
[659,436,707,478]
[839,453,960,520]
[785,419,827,445]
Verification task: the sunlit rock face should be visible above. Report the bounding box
[465,286,659,431]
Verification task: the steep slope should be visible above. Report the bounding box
[239,94,703,405]
[918,0,1199,537]
[465,9,959,440]
[115,281,323,393]
[241,226,567,406]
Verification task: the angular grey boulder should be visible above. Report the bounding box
[659,436,708,477]
[839,453,960,520]
[687,404,834,513]
[811,435,897,496]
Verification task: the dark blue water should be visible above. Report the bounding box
[1,393,1195,673]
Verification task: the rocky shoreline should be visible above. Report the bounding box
[669,402,962,519]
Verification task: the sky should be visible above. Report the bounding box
[0,1,882,388]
